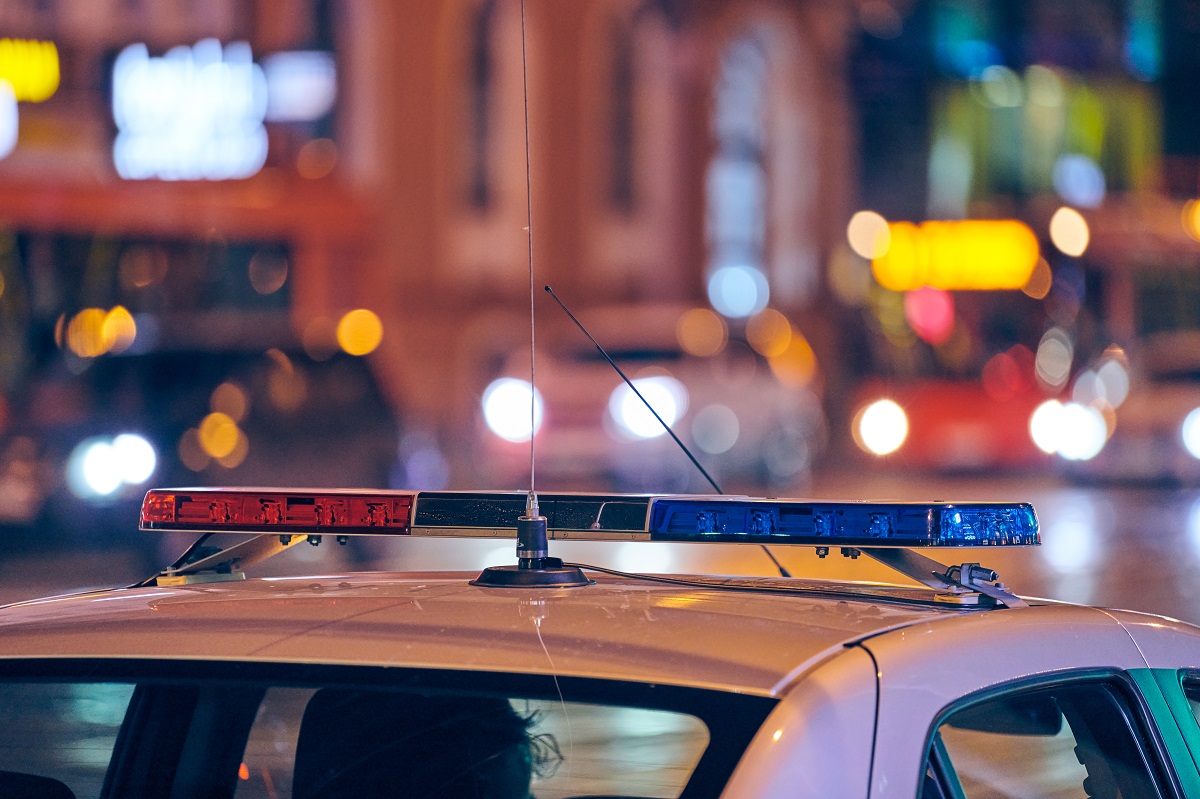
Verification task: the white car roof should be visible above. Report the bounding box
[0,571,1108,697]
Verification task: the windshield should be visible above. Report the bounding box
[0,659,774,799]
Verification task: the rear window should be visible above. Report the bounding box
[0,660,772,799]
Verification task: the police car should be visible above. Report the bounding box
[1,486,1199,799]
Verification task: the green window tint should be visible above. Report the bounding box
[927,681,1166,799]
[0,682,135,799]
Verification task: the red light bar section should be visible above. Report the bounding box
[140,489,414,534]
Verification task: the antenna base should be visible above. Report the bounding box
[471,558,592,588]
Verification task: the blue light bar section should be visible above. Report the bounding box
[646,499,1038,547]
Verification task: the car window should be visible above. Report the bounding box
[1184,678,1200,726]
[0,681,134,799]
[923,680,1167,799]
[233,687,710,799]
[0,662,769,799]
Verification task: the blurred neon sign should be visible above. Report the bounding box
[872,220,1040,291]
[112,39,268,181]
[0,38,59,102]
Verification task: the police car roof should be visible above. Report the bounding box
[0,571,1085,697]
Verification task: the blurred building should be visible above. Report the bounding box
[0,0,859,489]
[0,0,1197,490]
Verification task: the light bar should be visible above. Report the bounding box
[141,489,1039,547]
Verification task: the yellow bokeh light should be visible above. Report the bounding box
[198,412,240,459]
[1048,207,1090,257]
[676,308,727,357]
[871,220,1040,291]
[216,429,249,469]
[210,381,249,423]
[66,308,109,358]
[0,39,60,102]
[1182,199,1200,243]
[336,309,383,356]
[102,306,137,354]
[768,332,817,388]
[746,309,792,358]
[846,210,891,259]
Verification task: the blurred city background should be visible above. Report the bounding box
[0,0,1198,618]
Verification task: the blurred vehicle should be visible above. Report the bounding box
[0,345,400,551]
[469,304,824,493]
[848,377,1050,472]
[1049,334,1200,484]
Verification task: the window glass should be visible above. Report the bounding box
[0,663,759,799]
[234,689,709,799]
[1183,678,1200,726]
[927,681,1165,799]
[0,681,134,799]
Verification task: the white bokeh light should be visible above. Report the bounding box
[0,82,16,160]
[856,399,908,456]
[112,433,157,484]
[609,376,688,440]
[1183,407,1200,460]
[482,378,543,443]
[1056,402,1108,461]
[707,265,769,318]
[1029,399,1065,454]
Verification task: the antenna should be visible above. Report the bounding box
[545,286,793,577]
[544,285,723,495]
[473,0,588,588]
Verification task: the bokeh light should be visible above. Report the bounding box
[1182,199,1200,243]
[767,332,817,388]
[872,220,1039,291]
[691,404,740,454]
[609,375,688,440]
[1049,207,1090,256]
[846,210,891,259]
[1029,400,1065,454]
[853,399,908,456]
[0,81,15,160]
[102,306,137,353]
[198,412,240,459]
[66,308,109,358]
[482,378,543,443]
[211,382,249,423]
[1022,258,1053,300]
[675,308,727,357]
[248,250,288,295]
[903,287,954,345]
[1035,327,1074,389]
[707,265,769,318]
[337,309,384,356]
[1052,154,1106,209]
[216,429,249,469]
[1183,408,1200,460]
[297,138,338,179]
[746,308,792,357]
[112,433,157,485]
[178,428,210,472]
[1056,402,1108,461]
